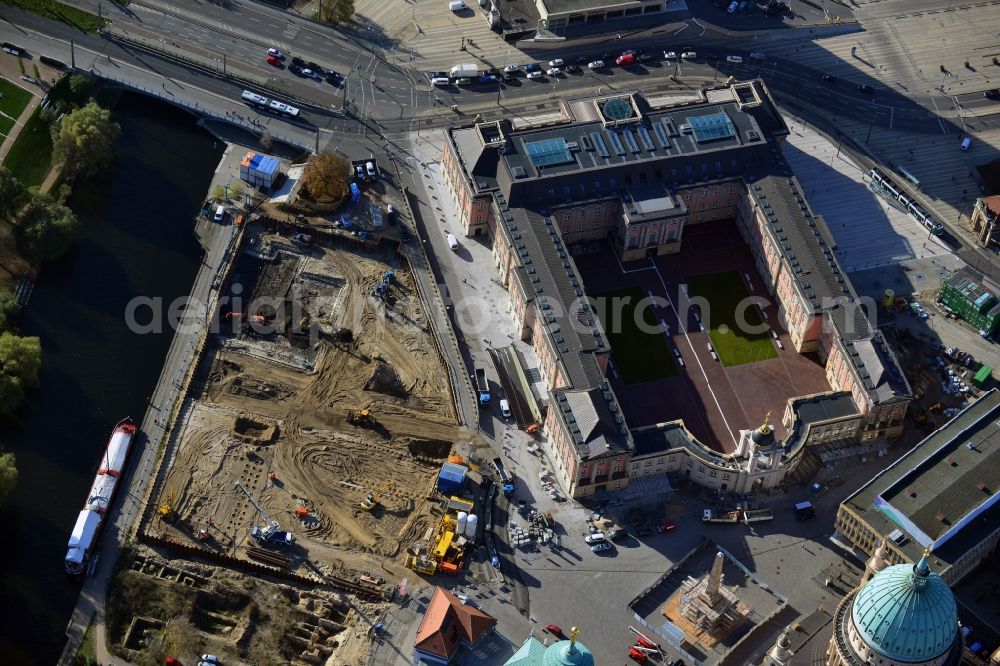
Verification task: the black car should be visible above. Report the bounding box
[609,528,628,541]
[821,73,836,83]
[985,89,1000,99]
[307,61,321,71]
[289,64,304,76]
[857,83,874,95]
[638,52,654,62]
[601,51,615,61]
[325,73,341,86]
[576,55,591,65]
[484,67,501,76]
[291,56,305,67]
[565,64,581,73]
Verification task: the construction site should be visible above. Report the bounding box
[122,219,476,664]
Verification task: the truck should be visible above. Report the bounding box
[450,63,478,78]
[475,368,491,406]
[794,501,816,521]
[492,457,515,496]
[702,508,774,524]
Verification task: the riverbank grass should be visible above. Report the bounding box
[4,106,54,188]
[76,621,98,665]
[0,77,33,148]
[3,0,106,33]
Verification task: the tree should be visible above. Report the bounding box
[68,73,91,97]
[51,100,121,181]
[0,332,41,415]
[319,0,354,25]
[0,290,18,334]
[16,195,80,262]
[0,168,29,223]
[0,451,16,511]
[259,131,273,152]
[300,152,350,202]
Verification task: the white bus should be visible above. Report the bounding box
[241,90,269,108]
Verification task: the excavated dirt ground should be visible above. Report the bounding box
[153,231,463,587]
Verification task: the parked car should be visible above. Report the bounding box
[291,56,305,67]
[479,74,498,82]
[616,53,636,66]
[726,55,744,64]
[857,83,874,95]
[289,64,304,76]
[727,0,738,11]
[302,68,321,80]
[584,533,606,544]
[985,89,1000,99]
[663,51,677,60]
[821,73,837,83]
[587,60,606,70]
[681,51,697,59]
[355,165,365,180]
[431,76,450,86]
[638,51,654,62]
[545,624,565,639]
[527,69,543,79]
[657,520,676,533]
[504,64,520,73]
[366,161,377,178]
[609,528,628,541]
[267,48,284,59]
[548,58,565,68]
[565,63,581,73]
[591,542,613,553]
[455,77,473,86]
[266,54,282,67]
[306,61,322,72]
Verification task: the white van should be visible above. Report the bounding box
[500,399,511,418]
[213,205,225,222]
[961,137,972,151]
[447,234,459,250]
[365,161,377,178]
[726,55,744,64]
[449,0,466,10]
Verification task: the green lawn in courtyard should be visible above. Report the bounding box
[685,270,778,367]
[594,286,678,384]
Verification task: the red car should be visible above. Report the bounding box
[545,624,565,639]
[616,53,636,66]
[266,54,282,67]
[657,520,676,533]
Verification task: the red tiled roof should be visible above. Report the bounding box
[983,195,1000,217]
[414,587,497,660]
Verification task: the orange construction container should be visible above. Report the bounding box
[438,561,459,575]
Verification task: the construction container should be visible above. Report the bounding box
[437,462,468,494]
[973,365,993,388]
[239,151,280,189]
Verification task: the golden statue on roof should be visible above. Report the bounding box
[759,411,772,434]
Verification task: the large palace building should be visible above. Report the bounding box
[440,81,911,498]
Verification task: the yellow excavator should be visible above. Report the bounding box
[360,481,395,511]
[158,492,177,523]
[347,408,376,427]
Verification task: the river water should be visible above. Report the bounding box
[0,92,222,665]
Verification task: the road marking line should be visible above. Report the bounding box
[938,118,949,134]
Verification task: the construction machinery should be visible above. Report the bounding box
[406,513,468,576]
[360,481,395,511]
[347,408,376,427]
[158,492,177,523]
[234,480,294,546]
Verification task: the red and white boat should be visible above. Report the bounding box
[65,418,137,576]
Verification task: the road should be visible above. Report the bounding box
[5,0,996,659]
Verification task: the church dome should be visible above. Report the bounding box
[751,422,775,448]
[542,637,594,666]
[851,552,958,662]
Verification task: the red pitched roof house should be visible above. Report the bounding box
[414,587,497,664]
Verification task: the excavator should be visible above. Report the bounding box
[347,408,376,427]
[360,481,395,511]
[158,492,177,523]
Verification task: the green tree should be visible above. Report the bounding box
[301,152,350,201]
[0,290,18,333]
[0,451,17,511]
[319,0,354,25]
[17,195,80,262]
[68,73,91,97]
[51,100,121,181]
[0,332,41,415]
[0,168,30,223]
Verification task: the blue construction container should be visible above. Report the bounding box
[437,462,468,494]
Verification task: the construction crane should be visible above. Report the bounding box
[234,481,293,546]
[360,481,395,511]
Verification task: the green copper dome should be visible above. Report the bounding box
[542,638,594,666]
[851,553,957,662]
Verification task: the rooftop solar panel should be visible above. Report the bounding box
[623,130,640,153]
[591,133,609,158]
[607,131,625,156]
[525,137,574,167]
[688,113,736,142]
[637,126,655,151]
